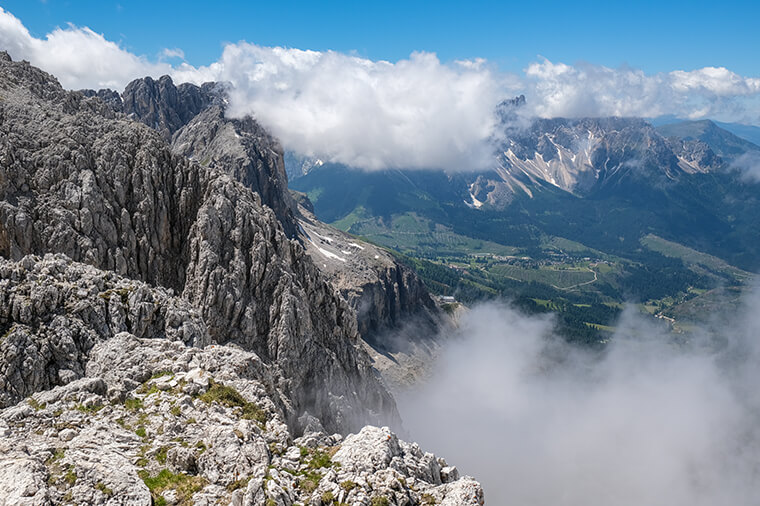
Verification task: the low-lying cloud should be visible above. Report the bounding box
[396,292,760,505]
[2,7,760,171]
[732,151,760,182]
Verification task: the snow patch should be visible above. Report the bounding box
[314,233,334,244]
[318,247,346,262]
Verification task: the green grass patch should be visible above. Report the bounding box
[156,446,168,465]
[64,469,77,485]
[46,448,65,465]
[124,397,143,411]
[27,398,46,411]
[95,482,113,497]
[340,480,357,492]
[138,469,208,505]
[226,476,251,492]
[489,264,595,289]
[75,403,103,414]
[198,380,267,423]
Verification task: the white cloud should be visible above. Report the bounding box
[161,47,185,60]
[732,151,760,182]
[398,291,760,505]
[0,7,183,89]
[523,59,760,123]
[671,67,760,96]
[1,7,760,171]
[216,44,505,170]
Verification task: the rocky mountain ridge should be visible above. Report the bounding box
[0,51,395,434]
[102,73,444,346]
[472,117,723,207]
[0,52,483,504]
[0,256,480,505]
[656,119,760,162]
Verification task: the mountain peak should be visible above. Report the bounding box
[657,119,760,161]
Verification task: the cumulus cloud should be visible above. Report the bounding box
[1,7,760,171]
[397,294,760,505]
[216,44,505,170]
[0,7,179,89]
[523,59,760,122]
[731,151,760,182]
[160,47,185,60]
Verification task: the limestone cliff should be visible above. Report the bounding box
[0,52,395,435]
[112,74,444,346]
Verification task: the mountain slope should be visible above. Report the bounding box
[292,115,760,342]
[116,74,445,346]
[714,120,760,147]
[0,254,481,506]
[0,51,397,434]
[656,119,760,161]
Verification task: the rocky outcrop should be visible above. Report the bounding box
[117,75,298,236]
[116,74,444,352]
[78,88,123,112]
[0,254,207,409]
[297,204,440,342]
[0,52,396,434]
[120,75,218,141]
[296,205,446,391]
[0,331,483,506]
[172,104,298,237]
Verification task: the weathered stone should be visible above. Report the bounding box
[0,54,398,434]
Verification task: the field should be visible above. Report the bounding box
[489,264,596,289]
[323,206,754,346]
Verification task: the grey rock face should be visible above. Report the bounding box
[664,137,723,173]
[121,75,218,141]
[297,204,442,342]
[0,54,396,434]
[0,334,481,506]
[0,254,207,408]
[480,116,723,206]
[78,88,123,112]
[172,104,298,237]
[296,205,447,391]
[121,75,297,236]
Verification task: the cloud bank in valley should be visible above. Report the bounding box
[732,151,760,182]
[2,6,760,171]
[396,293,760,505]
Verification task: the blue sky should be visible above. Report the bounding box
[4,0,759,75]
[2,1,759,169]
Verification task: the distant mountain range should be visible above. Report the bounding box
[288,116,760,342]
[656,119,760,161]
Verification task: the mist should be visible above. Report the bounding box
[733,151,760,182]
[397,290,760,505]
